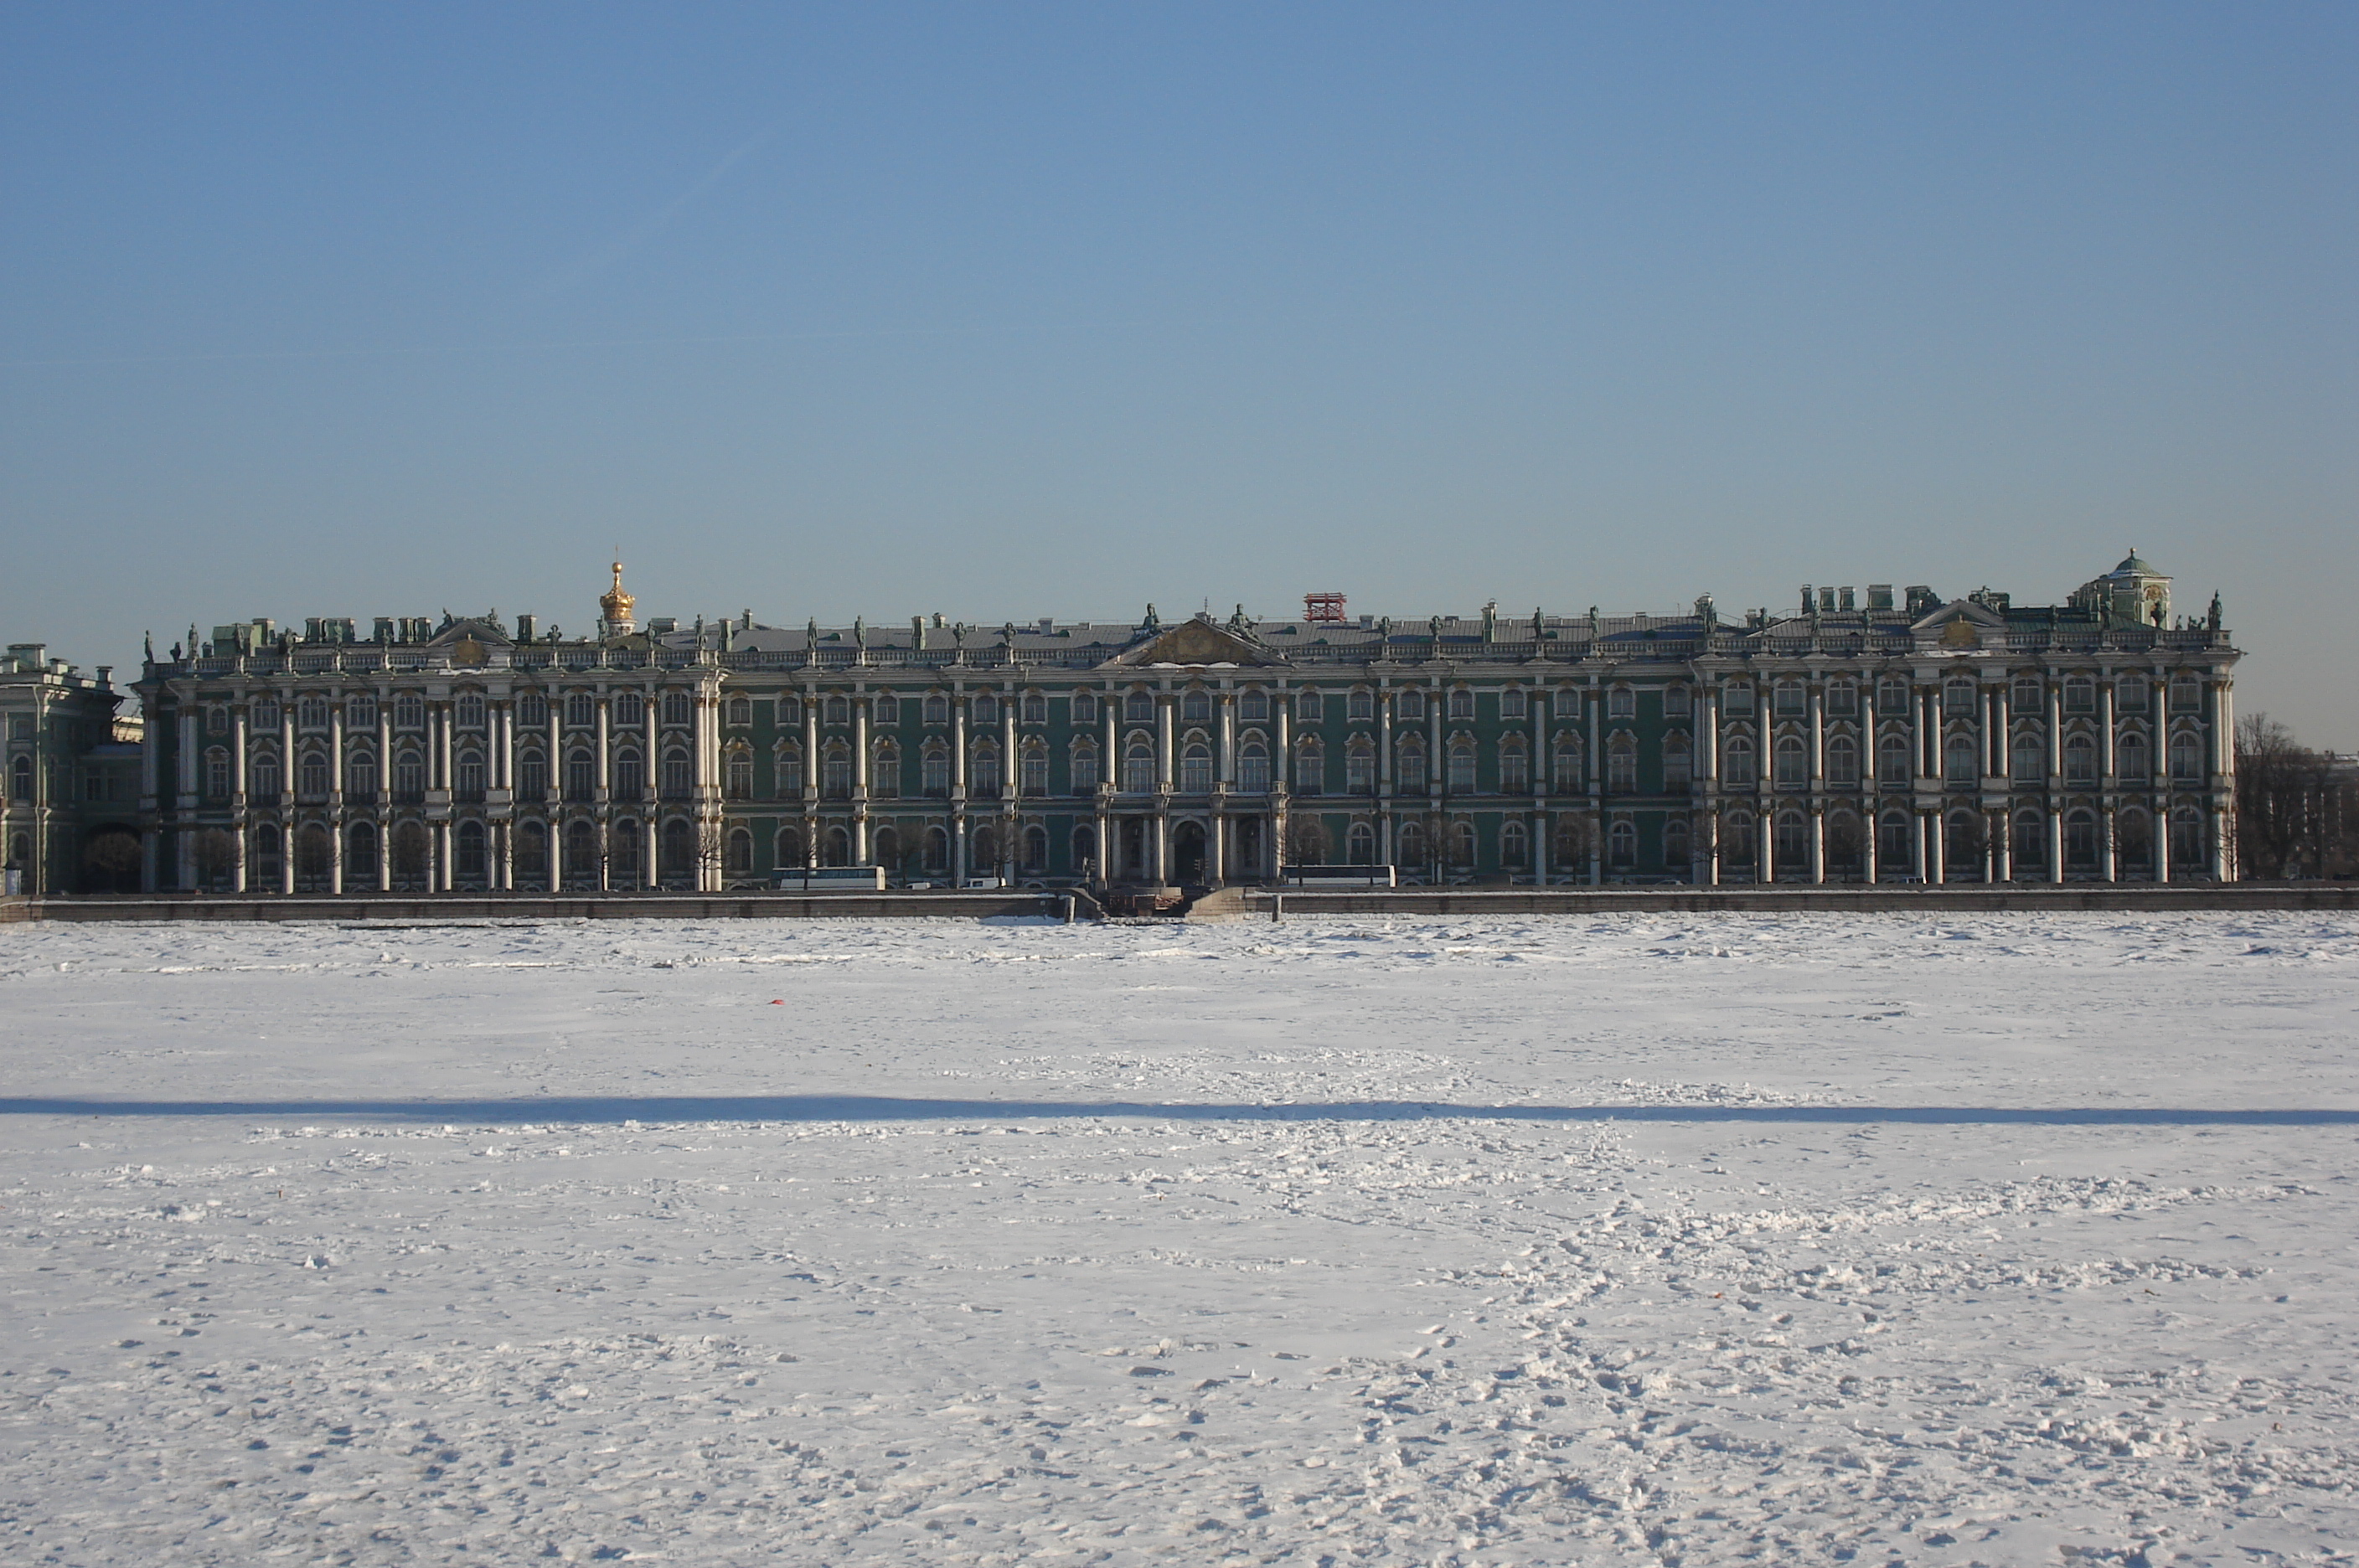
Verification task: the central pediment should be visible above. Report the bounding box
[1100,618,1287,668]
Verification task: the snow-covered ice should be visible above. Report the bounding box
[2,912,2356,1565]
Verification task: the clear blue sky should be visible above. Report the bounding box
[3,3,2351,743]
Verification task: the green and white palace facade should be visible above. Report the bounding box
[125,554,2240,895]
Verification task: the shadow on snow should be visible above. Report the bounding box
[0,1098,2353,1127]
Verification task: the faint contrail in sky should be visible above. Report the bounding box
[532,128,774,295]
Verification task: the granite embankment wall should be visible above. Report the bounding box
[3,884,2354,922]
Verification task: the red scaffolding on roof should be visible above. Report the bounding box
[1303,592,1347,624]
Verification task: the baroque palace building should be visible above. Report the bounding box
[126,553,2239,895]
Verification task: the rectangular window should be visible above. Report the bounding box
[1448,689,1475,720]
[1823,683,1853,716]
[2114,679,2148,714]
[1398,690,1424,721]
[1608,689,1636,720]
[1348,689,1374,721]
[1500,689,1527,720]
[1723,684,1754,715]
[1238,689,1267,721]
[1298,690,1324,722]
[1551,688,1578,719]
[1071,691,1097,722]
[1664,686,1692,718]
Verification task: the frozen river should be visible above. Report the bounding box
[3,912,2355,1565]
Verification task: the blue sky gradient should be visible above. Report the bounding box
[3,3,2351,741]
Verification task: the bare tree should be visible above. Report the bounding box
[82,830,142,892]
[390,821,431,888]
[190,828,237,890]
[1285,816,1330,866]
[2237,714,2351,879]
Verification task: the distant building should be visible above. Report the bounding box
[129,552,2239,894]
[1,643,139,895]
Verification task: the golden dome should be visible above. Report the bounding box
[599,560,636,627]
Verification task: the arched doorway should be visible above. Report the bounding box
[1120,819,1149,881]
[1173,820,1208,884]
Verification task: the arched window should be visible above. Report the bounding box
[923,692,948,725]
[1610,819,1638,867]
[726,828,753,875]
[1774,735,1806,787]
[1071,691,1098,722]
[1181,689,1212,723]
[775,825,804,870]
[1398,689,1426,721]
[1399,819,1427,870]
[1126,690,1154,722]
[250,753,281,799]
[822,745,852,799]
[1727,811,1758,869]
[2065,809,2098,869]
[1663,817,1691,870]
[2116,733,2150,783]
[918,744,947,797]
[1500,819,1528,868]
[1552,738,1581,793]
[1348,821,1377,864]
[1299,689,1327,722]
[1775,811,1807,870]
[663,691,694,726]
[1345,739,1375,795]
[1022,825,1048,871]
[1297,736,1326,797]
[204,747,231,800]
[612,747,643,802]
[970,744,1002,798]
[563,693,592,729]
[1945,810,1984,870]
[454,693,485,730]
[2118,807,2154,869]
[1660,735,1691,790]
[662,818,695,879]
[1238,742,1269,794]
[1019,744,1049,797]
[1722,737,1756,787]
[1824,735,1856,787]
[1878,734,1911,785]
[348,750,379,801]
[2063,735,2096,784]
[400,749,430,801]
[1550,687,1577,719]
[564,749,593,802]
[454,749,485,802]
[1608,687,1638,720]
[1022,692,1048,725]
[564,819,598,884]
[2013,810,2046,869]
[1123,740,1154,794]
[725,748,756,800]
[971,694,998,725]
[611,820,642,884]
[1500,688,1527,720]
[1448,741,1477,793]
[1070,824,1096,872]
[1608,734,1639,792]
[658,747,690,798]
[1499,738,1529,794]
[1452,820,1477,866]
[2012,731,2045,781]
[1879,811,1912,873]
[1397,739,1427,795]
[614,692,645,728]
[350,820,381,879]
[2170,733,2203,782]
[455,821,486,881]
[1239,689,1269,721]
[1181,742,1213,794]
[255,823,282,882]
[725,696,752,726]
[1069,740,1100,794]
[972,826,997,870]
[927,826,949,871]
[1946,734,1979,787]
[299,750,329,800]
[2171,807,2204,867]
